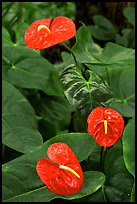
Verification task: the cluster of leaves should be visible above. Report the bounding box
[88,6,135,48]
[2,3,135,202]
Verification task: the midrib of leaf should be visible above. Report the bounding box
[9,66,51,79]
[2,117,14,135]
[85,80,92,103]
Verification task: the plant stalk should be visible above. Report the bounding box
[59,42,77,64]
[100,146,107,171]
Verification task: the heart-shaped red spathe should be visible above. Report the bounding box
[36,142,84,196]
[24,16,76,50]
[87,106,124,148]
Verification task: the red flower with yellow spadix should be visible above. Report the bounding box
[87,106,124,148]
[24,16,76,50]
[36,142,84,196]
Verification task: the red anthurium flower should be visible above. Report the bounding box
[36,142,84,196]
[24,16,76,50]
[87,106,124,148]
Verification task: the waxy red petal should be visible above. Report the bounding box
[36,142,84,196]
[49,16,76,46]
[24,18,52,50]
[24,16,76,50]
[87,106,124,147]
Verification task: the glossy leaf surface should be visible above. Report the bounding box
[60,64,111,117]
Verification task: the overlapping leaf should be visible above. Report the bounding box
[60,64,111,116]
[88,15,116,41]
[104,143,134,202]
[29,93,72,136]
[2,45,63,96]
[72,25,102,64]
[72,25,135,117]
[122,118,135,177]
[2,80,43,153]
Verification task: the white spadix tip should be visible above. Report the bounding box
[59,165,80,178]
[37,25,50,33]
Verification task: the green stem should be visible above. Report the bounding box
[100,146,103,170]
[105,67,110,85]
[59,42,77,64]
[102,184,107,202]
[17,2,24,24]
[100,146,107,171]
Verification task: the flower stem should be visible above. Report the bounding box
[100,146,107,171]
[102,184,107,202]
[59,42,77,64]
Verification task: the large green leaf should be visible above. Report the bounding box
[2,80,43,153]
[72,25,102,64]
[2,133,97,201]
[60,64,111,117]
[89,15,116,41]
[2,46,63,96]
[104,143,134,202]
[72,25,134,75]
[3,171,105,202]
[122,118,135,177]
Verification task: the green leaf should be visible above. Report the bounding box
[71,187,105,202]
[2,46,63,96]
[2,27,15,46]
[54,51,75,71]
[29,93,72,135]
[60,64,111,119]
[115,28,135,48]
[72,25,102,64]
[104,143,134,202]
[2,80,43,153]
[14,22,29,46]
[123,7,135,27]
[86,42,135,117]
[108,65,135,117]
[2,133,96,201]
[122,118,135,177]
[72,26,135,117]
[3,171,105,202]
[89,15,116,41]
